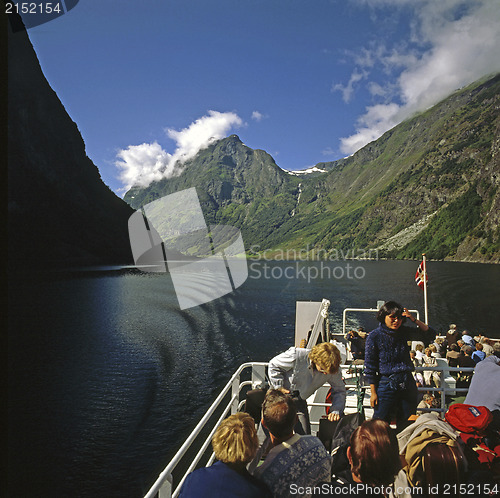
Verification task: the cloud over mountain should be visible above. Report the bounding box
[339,0,500,155]
[116,111,243,193]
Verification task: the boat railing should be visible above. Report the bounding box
[143,361,474,498]
[143,362,268,498]
[413,364,475,415]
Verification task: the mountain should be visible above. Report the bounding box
[125,135,302,249]
[124,74,500,263]
[8,14,134,269]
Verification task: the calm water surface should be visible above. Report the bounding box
[8,260,500,497]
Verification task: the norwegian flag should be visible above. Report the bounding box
[415,261,428,290]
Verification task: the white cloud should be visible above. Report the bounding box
[116,110,243,193]
[332,69,368,103]
[251,111,267,121]
[339,0,500,155]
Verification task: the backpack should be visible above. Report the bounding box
[318,411,365,480]
[445,404,493,433]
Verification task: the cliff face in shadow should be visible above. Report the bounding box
[8,15,134,269]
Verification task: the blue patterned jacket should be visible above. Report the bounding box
[364,323,435,385]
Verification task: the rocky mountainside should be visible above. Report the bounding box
[8,15,134,269]
[125,74,500,263]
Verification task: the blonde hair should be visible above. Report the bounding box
[428,344,437,353]
[309,342,341,374]
[212,412,259,464]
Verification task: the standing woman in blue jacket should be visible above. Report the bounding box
[364,301,435,431]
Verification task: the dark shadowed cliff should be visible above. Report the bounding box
[7,14,134,269]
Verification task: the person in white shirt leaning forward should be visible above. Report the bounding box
[267,342,346,434]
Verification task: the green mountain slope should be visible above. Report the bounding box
[124,74,500,263]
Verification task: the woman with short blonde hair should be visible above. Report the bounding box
[308,341,341,374]
[212,412,259,464]
[179,412,270,497]
[267,341,346,433]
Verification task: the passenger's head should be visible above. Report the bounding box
[457,339,465,348]
[450,343,459,352]
[462,345,473,356]
[309,342,341,374]
[261,389,297,440]
[415,344,424,352]
[475,343,483,351]
[428,344,437,353]
[435,337,444,345]
[377,301,406,330]
[347,419,401,487]
[425,347,433,356]
[493,343,500,358]
[449,324,457,331]
[212,412,259,465]
[423,393,434,405]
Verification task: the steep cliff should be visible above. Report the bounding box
[8,15,134,269]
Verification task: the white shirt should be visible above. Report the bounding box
[268,346,346,414]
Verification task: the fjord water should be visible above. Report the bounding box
[8,260,499,497]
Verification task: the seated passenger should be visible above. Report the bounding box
[477,336,495,357]
[428,343,441,358]
[410,350,424,386]
[445,343,461,368]
[345,329,366,361]
[414,343,425,360]
[457,345,475,389]
[422,347,441,388]
[461,330,475,348]
[251,389,331,497]
[471,343,486,364]
[330,419,401,497]
[416,393,435,414]
[434,337,447,357]
[179,412,271,498]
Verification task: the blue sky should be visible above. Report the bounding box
[18,0,500,195]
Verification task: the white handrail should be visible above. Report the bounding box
[144,362,268,498]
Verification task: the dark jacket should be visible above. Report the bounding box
[364,323,435,385]
[179,461,271,498]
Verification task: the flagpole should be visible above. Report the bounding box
[422,253,428,324]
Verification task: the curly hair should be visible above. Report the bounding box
[212,412,259,464]
[349,419,401,487]
[308,342,341,374]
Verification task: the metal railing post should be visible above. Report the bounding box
[158,476,173,498]
[251,364,267,388]
[231,373,240,414]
